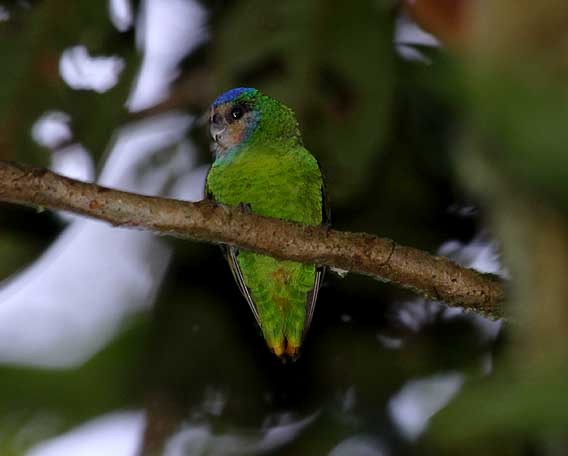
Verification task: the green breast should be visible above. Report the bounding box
[206,144,323,352]
[206,145,323,225]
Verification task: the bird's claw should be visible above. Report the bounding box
[238,202,253,214]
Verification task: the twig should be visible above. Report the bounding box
[0,160,506,318]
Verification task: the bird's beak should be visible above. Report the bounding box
[212,130,224,143]
[210,115,226,144]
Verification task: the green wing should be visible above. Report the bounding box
[303,161,329,336]
[223,245,261,325]
[205,151,328,346]
[206,171,261,326]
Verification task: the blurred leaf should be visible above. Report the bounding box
[428,361,568,452]
[402,0,468,48]
[0,0,140,165]
[469,66,568,210]
[212,0,395,205]
[0,319,148,455]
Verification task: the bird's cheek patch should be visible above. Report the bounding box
[227,124,247,145]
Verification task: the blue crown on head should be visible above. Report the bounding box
[212,87,257,107]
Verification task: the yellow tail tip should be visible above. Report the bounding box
[268,339,301,360]
[285,343,299,358]
[270,342,285,357]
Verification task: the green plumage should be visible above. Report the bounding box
[205,88,326,357]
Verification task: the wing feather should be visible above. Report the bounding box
[303,170,329,338]
[209,159,330,341]
[303,265,324,337]
[223,246,261,326]
[208,172,261,327]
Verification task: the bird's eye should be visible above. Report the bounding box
[231,106,244,120]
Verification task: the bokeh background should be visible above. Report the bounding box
[1,1,567,455]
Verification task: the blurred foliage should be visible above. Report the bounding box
[4,0,568,455]
[211,0,395,206]
[0,0,140,165]
[427,2,568,455]
[402,0,468,49]
[0,0,486,454]
[429,361,568,453]
[0,320,148,455]
[468,67,568,209]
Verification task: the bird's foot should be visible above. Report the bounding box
[238,202,253,214]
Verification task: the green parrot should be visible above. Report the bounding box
[205,87,329,358]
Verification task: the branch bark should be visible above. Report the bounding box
[0,160,505,318]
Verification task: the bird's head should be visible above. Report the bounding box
[209,87,302,158]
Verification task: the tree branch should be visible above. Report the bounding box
[0,160,505,318]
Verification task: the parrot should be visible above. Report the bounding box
[205,87,329,359]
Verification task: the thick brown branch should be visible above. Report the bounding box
[0,160,505,318]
